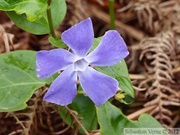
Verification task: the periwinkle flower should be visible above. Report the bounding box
[36,18,129,106]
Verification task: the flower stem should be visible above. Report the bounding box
[108,0,115,30]
[47,0,56,38]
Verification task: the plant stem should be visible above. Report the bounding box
[47,0,56,38]
[108,0,115,30]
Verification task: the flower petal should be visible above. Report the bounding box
[44,66,77,106]
[85,30,129,66]
[61,18,94,57]
[78,67,118,106]
[36,49,75,78]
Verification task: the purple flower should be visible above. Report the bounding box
[36,18,129,106]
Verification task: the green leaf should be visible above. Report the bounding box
[0,50,53,112]
[48,36,67,48]
[58,95,98,132]
[138,113,165,128]
[6,0,66,34]
[71,95,98,131]
[90,37,102,52]
[92,37,134,98]
[0,0,48,21]
[58,107,72,125]
[96,102,167,135]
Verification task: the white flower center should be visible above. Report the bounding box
[74,58,89,71]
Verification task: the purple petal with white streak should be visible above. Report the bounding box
[61,18,94,57]
[78,67,118,106]
[36,49,75,78]
[44,66,77,106]
[85,30,129,66]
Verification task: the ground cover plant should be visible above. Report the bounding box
[0,0,179,135]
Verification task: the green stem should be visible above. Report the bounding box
[47,0,56,38]
[108,0,115,30]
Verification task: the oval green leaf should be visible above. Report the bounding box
[96,102,167,135]
[58,95,98,132]
[48,36,67,48]
[0,50,54,112]
[6,0,66,35]
[71,95,98,131]
[0,0,48,21]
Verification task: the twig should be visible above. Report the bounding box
[127,105,156,120]
[90,6,145,41]
[65,106,90,135]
